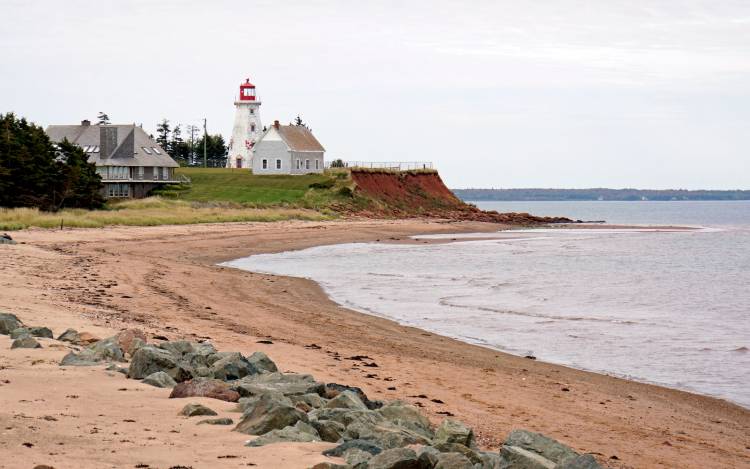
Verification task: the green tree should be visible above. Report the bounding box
[155,119,171,152]
[170,124,190,166]
[51,140,104,209]
[97,112,110,125]
[194,133,227,167]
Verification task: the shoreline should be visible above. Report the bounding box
[1,219,748,468]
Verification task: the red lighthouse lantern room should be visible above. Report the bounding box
[239,78,256,101]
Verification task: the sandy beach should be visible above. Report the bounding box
[1,219,748,469]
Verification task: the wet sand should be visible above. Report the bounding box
[0,219,748,469]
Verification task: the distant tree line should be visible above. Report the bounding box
[0,113,103,210]
[452,188,750,201]
[154,118,227,167]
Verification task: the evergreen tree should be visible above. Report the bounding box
[51,140,105,209]
[170,124,190,166]
[155,119,171,152]
[294,115,305,126]
[97,112,110,125]
[194,133,227,167]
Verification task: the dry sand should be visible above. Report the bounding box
[0,219,748,469]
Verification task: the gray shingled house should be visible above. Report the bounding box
[252,120,325,174]
[46,120,180,198]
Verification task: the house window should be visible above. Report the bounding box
[137,166,144,179]
[262,159,268,169]
[107,183,130,198]
[153,167,159,180]
[142,147,152,155]
[162,167,169,180]
[315,159,319,170]
[305,159,310,170]
[276,159,282,170]
[296,159,300,170]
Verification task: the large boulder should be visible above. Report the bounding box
[234,393,308,435]
[61,337,125,366]
[344,448,373,468]
[377,401,434,440]
[498,446,555,469]
[169,377,240,402]
[416,446,441,468]
[237,391,293,413]
[0,313,23,335]
[10,328,31,339]
[434,452,474,469]
[501,430,578,466]
[247,351,278,373]
[159,340,196,357]
[232,372,324,397]
[311,418,346,443]
[344,420,432,449]
[366,447,420,469]
[245,421,321,447]
[127,345,181,379]
[556,454,603,469]
[179,403,217,417]
[325,391,369,411]
[323,439,384,457]
[209,352,255,381]
[433,442,482,465]
[11,336,41,349]
[57,328,79,343]
[325,383,382,410]
[434,419,476,449]
[142,371,177,388]
[12,327,52,339]
[114,328,147,356]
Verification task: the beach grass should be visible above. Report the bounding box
[0,197,331,231]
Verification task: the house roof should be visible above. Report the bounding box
[276,125,325,152]
[45,124,179,168]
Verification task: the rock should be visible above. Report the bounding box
[105,363,128,374]
[498,446,555,469]
[435,419,476,449]
[416,446,441,468]
[479,451,502,469]
[198,417,234,425]
[27,326,53,338]
[114,328,147,356]
[179,403,218,417]
[11,336,41,349]
[311,418,346,443]
[377,401,434,439]
[142,371,177,388]
[0,312,23,335]
[209,352,255,381]
[60,351,100,366]
[366,447,420,469]
[323,439,384,457]
[10,328,31,339]
[310,464,351,469]
[57,328,79,342]
[245,421,321,446]
[556,454,604,469]
[159,340,196,356]
[234,392,308,435]
[434,452,474,469]
[170,378,240,402]
[232,372,324,397]
[434,442,482,465]
[502,430,578,466]
[325,390,369,411]
[325,383,382,410]
[237,391,293,413]
[344,420,432,449]
[75,332,101,345]
[62,336,125,365]
[344,448,373,467]
[291,392,327,409]
[127,345,180,379]
[0,234,16,245]
[247,351,278,373]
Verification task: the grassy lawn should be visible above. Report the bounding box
[0,197,330,230]
[173,168,333,205]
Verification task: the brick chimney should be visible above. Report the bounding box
[100,126,118,159]
[273,120,280,130]
[81,119,91,126]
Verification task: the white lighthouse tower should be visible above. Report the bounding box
[226,78,262,169]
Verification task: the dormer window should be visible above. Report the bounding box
[152,147,161,155]
[91,146,99,153]
[142,146,152,155]
[82,145,91,153]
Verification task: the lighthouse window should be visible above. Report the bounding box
[251,124,256,132]
[250,109,254,114]
[276,159,282,170]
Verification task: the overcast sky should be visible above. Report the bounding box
[2,1,749,189]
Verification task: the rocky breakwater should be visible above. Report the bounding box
[2,309,605,468]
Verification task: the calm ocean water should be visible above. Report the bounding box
[224,201,750,407]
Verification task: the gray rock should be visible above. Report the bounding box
[60,350,100,366]
[232,372,324,397]
[179,403,218,417]
[435,452,474,469]
[105,363,128,374]
[57,328,79,342]
[291,392,327,409]
[10,328,31,339]
[247,351,278,373]
[311,418,346,443]
[159,340,196,357]
[556,454,604,469]
[498,446,555,469]
[478,451,501,469]
[502,430,578,466]
[344,420,432,450]
[323,439,384,457]
[435,419,476,449]
[325,390,369,411]
[238,391,293,414]
[28,327,53,338]
[309,463,352,469]
[197,417,234,425]
[0,312,23,335]
[434,443,482,465]
[11,336,41,349]
[344,448,373,467]
[142,371,177,388]
[245,420,321,447]
[209,352,255,381]
[234,392,308,435]
[377,401,434,439]
[309,407,383,429]
[366,447,420,469]
[127,345,180,379]
[169,377,240,402]
[0,234,16,245]
[325,383,382,410]
[62,336,126,365]
[417,446,441,468]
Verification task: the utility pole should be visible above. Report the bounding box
[187,124,199,166]
[203,118,207,168]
